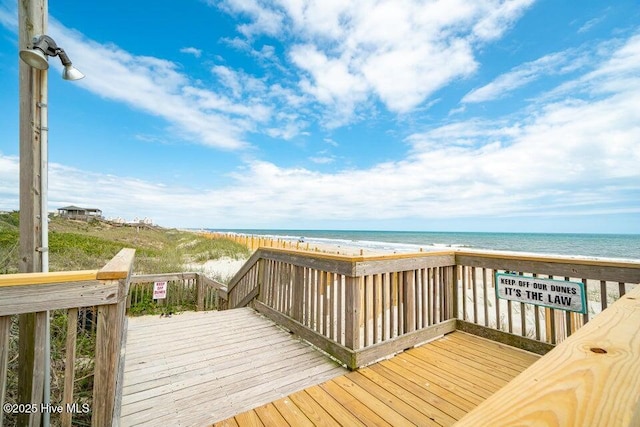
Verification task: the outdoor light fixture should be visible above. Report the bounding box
[19,34,84,80]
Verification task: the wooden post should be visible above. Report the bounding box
[403,271,416,333]
[291,266,304,322]
[451,265,459,320]
[61,308,78,427]
[257,258,265,303]
[92,249,135,426]
[17,1,48,425]
[196,274,205,311]
[344,276,361,350]
[1,316,13,427]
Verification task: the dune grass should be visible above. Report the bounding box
[0,211,250,274]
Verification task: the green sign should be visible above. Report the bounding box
[495,273,586,314]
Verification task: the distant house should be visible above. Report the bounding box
[57,205,103,221]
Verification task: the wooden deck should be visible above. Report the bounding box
[214,331,541,426]
[119,308,347,426]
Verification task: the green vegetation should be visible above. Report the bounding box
[1,212,249,426]
[0,211,250,274]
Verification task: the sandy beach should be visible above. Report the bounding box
[186,236,398,280]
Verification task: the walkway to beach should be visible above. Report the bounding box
[119,308,347,426]
[119,307,539,426]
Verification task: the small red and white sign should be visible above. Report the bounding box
[153,281,167,300]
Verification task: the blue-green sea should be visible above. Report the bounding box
[211,229,640,260]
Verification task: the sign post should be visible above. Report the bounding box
[495,273,587,314]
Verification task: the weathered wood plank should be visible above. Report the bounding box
[0,280,118,316]
[0,315,11,427]
[355,253,455,276]
[61,308,78,427]
[458,283,640,426]
[455,252,640,283]
[120,308,346,426]
[93,280,127,426]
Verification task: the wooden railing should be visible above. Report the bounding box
[227,247,640,369]
[455,251,639,353]
[458,279,640,426]
[128,272,227,314]
[227,248,459,368]
[0,248,135,427]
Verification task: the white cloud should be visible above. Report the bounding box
[48,22,251,150]
[215,0,535,122]
[180,46,202,57]
[41,20,310,150]
[462,50,587,103]
[3,31,638,228]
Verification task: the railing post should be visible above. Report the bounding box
[291,266,304,322]
[0,316,10,427]
[92,248,135,426]
[450,265,458,320]
[345,275,362,351]
[17,312,46,427]
[403,271,416,333]
[196,274,205,311]
[257,258,265,303]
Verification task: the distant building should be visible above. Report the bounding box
[57,205,103,221]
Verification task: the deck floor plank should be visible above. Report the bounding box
[120,308,346,426]
[445,331,540,367]
[122,308,540,426]
[253,403,289,426]
[218,331,540,426]
[318,378,394,427]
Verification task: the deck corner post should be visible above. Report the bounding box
[92,249,135,426]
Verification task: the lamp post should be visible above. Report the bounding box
[18,1,83,426]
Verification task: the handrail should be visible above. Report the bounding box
[0,270,98,287]
[225,246,639,369]
[457,281,640,426]
[226,247,458,368]
[0,248,135,426]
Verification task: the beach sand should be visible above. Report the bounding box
[184,257,247,281]
[185,238,398,280]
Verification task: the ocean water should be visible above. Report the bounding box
[212,229,640,260]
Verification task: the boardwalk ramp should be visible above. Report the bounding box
[120,308,346,426]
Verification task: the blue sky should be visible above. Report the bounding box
[1,0,639,233]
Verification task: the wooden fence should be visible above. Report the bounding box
[128,272,227,314]
[455,251,639,351]
[0,248,135,427]
[226,248,640,369]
